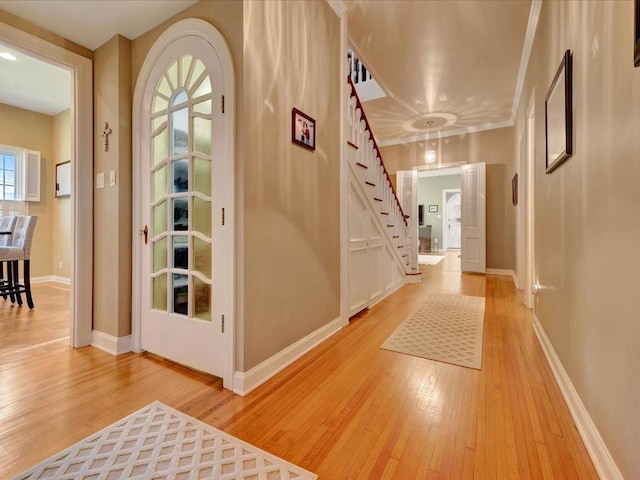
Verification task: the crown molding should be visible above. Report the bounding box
[326,0,347,17]
[511,0,543,122]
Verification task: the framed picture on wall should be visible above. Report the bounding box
[55,161,71,197]
[635,0,640,67]
[545,49,573,174]
[292,108,316,151]
[428,204,438,213]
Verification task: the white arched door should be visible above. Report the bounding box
[133,20,235,387]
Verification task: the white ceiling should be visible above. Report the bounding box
[347,0,536,145]
[0,41,70,115]
[0,0,536,137]
[0,0,198,50]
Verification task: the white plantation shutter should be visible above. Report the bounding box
[25,149,41,202]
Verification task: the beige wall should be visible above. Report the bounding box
[242,0,341,370]
[51,109,71,278]
[381,126,516,270]
[93,35,132,337]
[0,103,53,278]
[515,1,640,477]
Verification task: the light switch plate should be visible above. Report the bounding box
[96,172,104,189]
[109,169,116,187]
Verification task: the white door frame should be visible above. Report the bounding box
[524,90,536,308]
[516,120,526,290]
[131,19,236,389]
[442,188,461,251]
[0,21,94,347]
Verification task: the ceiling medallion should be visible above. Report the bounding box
[402,112,457,133]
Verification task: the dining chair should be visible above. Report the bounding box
[0,215,17,300]
[0,215,38,309]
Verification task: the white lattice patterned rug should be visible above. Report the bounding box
[14,401,317,480]
[381,293,485,369]
[418,254,445,265]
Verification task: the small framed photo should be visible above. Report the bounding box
[428,204,438,213]
[292,108,316,151]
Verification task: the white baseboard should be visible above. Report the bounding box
[31,275,70,285]
[233,316,346,396]
[486,268,517,286]
[91,330,132,356]
[532,316,623,480]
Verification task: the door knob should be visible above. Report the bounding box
[139,225,148,245]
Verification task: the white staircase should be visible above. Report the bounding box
[346,77,421,317]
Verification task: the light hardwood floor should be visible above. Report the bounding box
[1,259,598,478]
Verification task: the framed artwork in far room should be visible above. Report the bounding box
[428,204,438,213]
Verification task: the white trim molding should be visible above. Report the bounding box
[233,317,346,396]
[486,268,517,286]
[32,275,71,285]
[326,0,347,17]
[533,316,624,480]
[91,331,132,356]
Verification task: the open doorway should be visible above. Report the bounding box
[0,21,94,353]
[442,189,462,250]
[0,41,72,358]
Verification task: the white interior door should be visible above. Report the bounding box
[138,34,231,378]
[396,169,418,270]
[461,162,486,273]
[445,192,462,249]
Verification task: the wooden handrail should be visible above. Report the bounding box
[347,76,408,226]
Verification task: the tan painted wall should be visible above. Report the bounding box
[515,1,640,477]
[242,0,341,370]
[51,109,71,279]
[381,126,516,270]
[0,103,53,278]
[93,35,132,337]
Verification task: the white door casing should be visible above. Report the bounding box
[524,92,536,308]
[132,19,235,388]
[461,162,486,273]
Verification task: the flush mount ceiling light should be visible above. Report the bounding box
[0,52,17,61]
[402,112,457,133]
[424,150,436,164]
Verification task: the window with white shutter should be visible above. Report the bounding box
[0,144,41,203]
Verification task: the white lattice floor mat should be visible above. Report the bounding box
[14,401,317,480]
[418,254,445,265]
[381,293,485,369]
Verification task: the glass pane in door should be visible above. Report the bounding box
[172,273,188,315]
